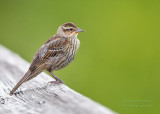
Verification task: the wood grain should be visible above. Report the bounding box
[0,45,116,114]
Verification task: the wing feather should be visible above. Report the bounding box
[29,37,67,72]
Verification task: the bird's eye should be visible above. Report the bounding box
[69,28,73,31]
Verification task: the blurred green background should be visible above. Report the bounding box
[0,0,160,114]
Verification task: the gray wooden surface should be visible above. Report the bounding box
[0,45,116,114]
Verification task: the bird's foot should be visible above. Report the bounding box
[48,79,65,85]
[48,72,65,85]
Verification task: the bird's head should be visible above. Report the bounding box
[57,22,84,37]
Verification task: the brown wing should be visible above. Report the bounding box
[29,37,68,73]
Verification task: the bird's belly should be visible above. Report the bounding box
[47,38,80,71]
[55,54,75,70]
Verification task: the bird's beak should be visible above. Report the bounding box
[75,28,84,32]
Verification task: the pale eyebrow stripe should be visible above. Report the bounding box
[62,26,73,29]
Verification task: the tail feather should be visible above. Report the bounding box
[10,70,32,95]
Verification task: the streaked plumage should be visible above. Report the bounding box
[10,22,84,95]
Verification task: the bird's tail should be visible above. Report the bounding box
[10,70,32,95]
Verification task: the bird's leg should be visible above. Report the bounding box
[49,72,65,84]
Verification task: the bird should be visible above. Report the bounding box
[10,22,84,95]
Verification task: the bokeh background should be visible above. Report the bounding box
[0,0,160,114]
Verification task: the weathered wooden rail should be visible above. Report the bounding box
[0,45,116,114]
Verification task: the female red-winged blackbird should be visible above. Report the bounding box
[10,22,84,95]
